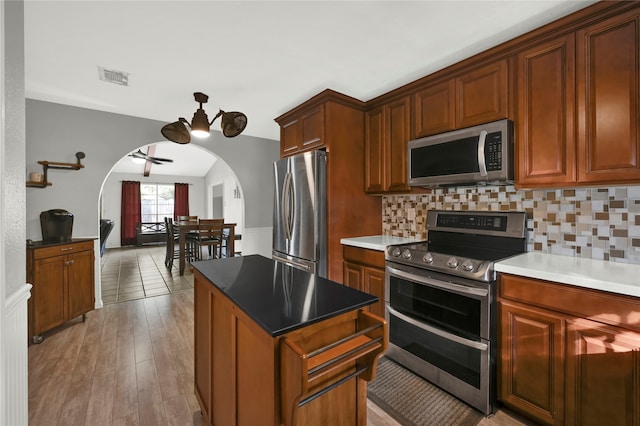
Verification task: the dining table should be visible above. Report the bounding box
[173,220,236,276]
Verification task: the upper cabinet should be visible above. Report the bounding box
[413,60,509,139]
[365,96,411,194]
[576,10,640,184]
[516,34,577,187]
[278,104,324,157]
[516,6,640,188]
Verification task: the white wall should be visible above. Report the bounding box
[102,172,207,248]
[2,1,30,424]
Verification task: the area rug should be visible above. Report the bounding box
[368,357,484,426]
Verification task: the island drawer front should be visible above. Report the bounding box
[280,309,387,426]
[32,240,94,260]
[499,273,640,332]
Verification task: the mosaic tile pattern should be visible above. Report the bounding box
[382,185,640,264]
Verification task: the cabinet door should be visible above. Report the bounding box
[576,10,640,184]
[516,34,576,187]
[413,80,456,138]
[299,105,324,151]
[280,118,300,156]
[364,106,385,193]
[499,300,565,425]
[565,318,640,426]
[32,256,66,336]
[386,97,411,193]
[343,261,363,291]
[363,267,385,318]
[365,98,411,194]
[66,249,95,320]
[456,59,509,128]
[194,275,213,424]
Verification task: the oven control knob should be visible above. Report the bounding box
[401,249,412,259]
[447,257,459,268]
[462,259,474,271]
[422,252,434,263]
[390,247,401,257]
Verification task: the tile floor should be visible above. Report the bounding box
[100,245,194,304]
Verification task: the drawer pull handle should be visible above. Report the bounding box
[60,247,74,251]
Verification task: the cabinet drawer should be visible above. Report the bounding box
[499,273,640,332]
[32,240,94,260]
[343,246,385,269]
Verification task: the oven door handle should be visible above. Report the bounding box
[387,266,489,297]
[387,306,489,351]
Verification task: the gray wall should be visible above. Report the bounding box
[25,99,280,242]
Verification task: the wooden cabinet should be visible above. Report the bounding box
[516,6,640,188]
[365,96,411,194]
[193,270,386,426]
[565,318,640,426]
[275,90,381,283]
[413,59,509,138]
[342,245,386,318]
[499,299,565,425]
[498,274,640,426]
[27,239,95,343]
[279,104,324,157]
[576,9,640,184]
[515,34,577,187]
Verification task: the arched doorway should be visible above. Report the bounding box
[96,142,245,305]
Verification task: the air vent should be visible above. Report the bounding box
[98,66,129,86]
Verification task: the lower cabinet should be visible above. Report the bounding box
[498,274,640,426]
[27,239,95,343]
[342,245,386,318]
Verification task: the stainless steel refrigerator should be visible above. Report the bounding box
[272,150,327,278]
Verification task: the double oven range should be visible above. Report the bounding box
[385,210,527,415]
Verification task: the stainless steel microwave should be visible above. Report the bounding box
[408,119,514,187]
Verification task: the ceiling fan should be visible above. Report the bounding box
[161,92,248,144]
[128,149,173,165]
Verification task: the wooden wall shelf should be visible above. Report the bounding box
[26,152,85,188]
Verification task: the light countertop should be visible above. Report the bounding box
[340,235,426,252]
[495,252,640,298]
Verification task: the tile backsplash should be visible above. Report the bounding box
[382,185,640,264]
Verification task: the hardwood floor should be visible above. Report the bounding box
[27,247,530,425]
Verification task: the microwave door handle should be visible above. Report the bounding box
[477,130,488,176]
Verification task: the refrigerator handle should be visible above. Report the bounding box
[282,172,294,240]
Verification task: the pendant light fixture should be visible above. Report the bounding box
[161,92,248,144]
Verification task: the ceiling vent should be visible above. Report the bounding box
[98,66,129,86]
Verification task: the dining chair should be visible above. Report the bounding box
[197,219,224,260]
[165,217,198,270]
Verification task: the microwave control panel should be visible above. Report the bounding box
[485,131,502,171]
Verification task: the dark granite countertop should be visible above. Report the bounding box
[192,255,377,337]
[27,237,97,249]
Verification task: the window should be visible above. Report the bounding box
[140,183,174,222]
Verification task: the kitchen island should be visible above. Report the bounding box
[192,255,387,426]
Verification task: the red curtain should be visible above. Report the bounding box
[174,183,189,220]
[121,181,141,246]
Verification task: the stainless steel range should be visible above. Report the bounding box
[385,210,527,415]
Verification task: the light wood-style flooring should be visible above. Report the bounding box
[28,247,531,426]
